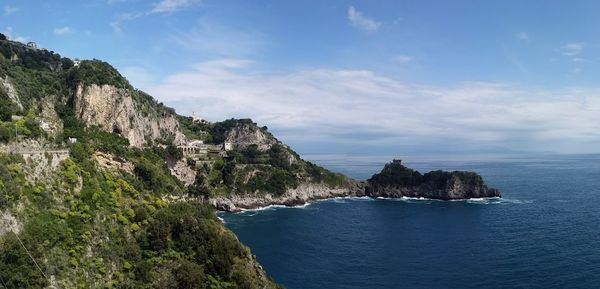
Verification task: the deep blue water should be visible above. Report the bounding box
[221,154,600,289]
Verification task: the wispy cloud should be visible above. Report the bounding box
[515,32,529,40]
[152,0,199,13]
[146,59,600,153]
[3,5,18,16]
[562,42,584,57]
[1,26,27,42]
[170,19,267,56]
[53,26,74,36]
[110,0,199,32]
[110,11,146,32]
[120,66,158,90]
[560,42,586,72]
[348,6,381,32]
[392,55,413,64]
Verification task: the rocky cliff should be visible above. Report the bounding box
[365,160,501,200]
[225,122,278,151]
[73,84,186,147]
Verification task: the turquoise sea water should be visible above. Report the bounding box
[221,154,600,289]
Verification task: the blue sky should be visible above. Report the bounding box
[2,0,600,155]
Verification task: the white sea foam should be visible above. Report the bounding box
[240,204,288,213]
[231,195,530,215]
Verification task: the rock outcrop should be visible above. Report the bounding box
[73,84,186,147]
[94,151,135,174]
[365,160,501,200]
[0,211,21,236]
[225,123,277,151]
[168,159,197,187]
[0,76,23,110]
[210,181,365,212]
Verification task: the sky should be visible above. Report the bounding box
[1,0,600,155]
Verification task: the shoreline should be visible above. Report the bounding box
[216,194,505,214]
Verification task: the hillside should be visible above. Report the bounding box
[0,35,285,288]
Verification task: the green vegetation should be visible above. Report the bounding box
[177,118,273,145]
[0,113,45,143]
[65,60,130,89]
[368,160,423,187]
[191,143,347,198]
[0,135,281,288]
[0,38,66,72]
[0,154,26,210]
[0,39,282,288]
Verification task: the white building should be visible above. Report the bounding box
[192,112,208,124]
[224,142,233,151]
[188,140,204,147]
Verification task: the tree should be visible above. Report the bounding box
[0,97,17,121]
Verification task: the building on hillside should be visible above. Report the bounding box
[188,140,204,147]
[26,42,38,49]
[192,112,208,124]
[224,142,233,151]
[73,58,81,67]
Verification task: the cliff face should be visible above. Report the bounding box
[73,84,186,147]
[225,123,277,151]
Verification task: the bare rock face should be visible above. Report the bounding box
[0,76,23,110]
[73,84,186,147]
[168,159,197,187]
[94,152,135,174]
[0,211,21,236]
[225,124,277,151]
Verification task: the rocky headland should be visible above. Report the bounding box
[210,159,501,212]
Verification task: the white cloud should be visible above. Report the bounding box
[152,0,198,13]
[110,11,146,32]
[348,6,381,32]
[562,42,584,57]
[515,32,529,40]
[2,26,27,42]
[392,55,413,64]
[3,5,18,16]
[53,26,74,36]
[146,59,600,153]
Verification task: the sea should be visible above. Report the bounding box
[220,154,600,289]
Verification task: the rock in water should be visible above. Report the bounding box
[366,159,501,199]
